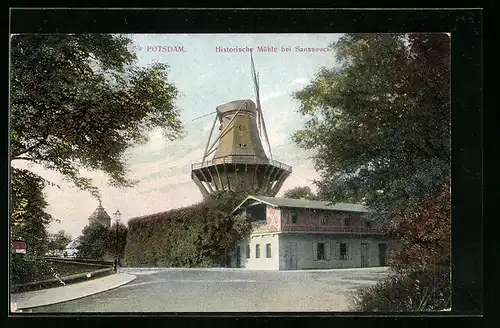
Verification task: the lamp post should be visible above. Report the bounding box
[113,209,122,273]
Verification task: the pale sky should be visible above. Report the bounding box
[11,33,342,239]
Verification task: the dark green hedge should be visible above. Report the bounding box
[10,255,54,285]
[124,192,251,267]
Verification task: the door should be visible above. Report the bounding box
[360,243,369,267]
[284,242,297,270]
[235,246,241,268]
[378,243,387,266]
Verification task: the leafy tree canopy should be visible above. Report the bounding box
[106,222,129,258]
[47,230,72,251]
[388,187,450,273]
[10,34,184,197]
[76,222,109,259]
[292,33,450,220]
[11,168,52,255]
[203,190,249,213]
[283,186,319,200]
[77,221,128,260]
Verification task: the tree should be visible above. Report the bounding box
[388,187,451,273]
[77,222,128,260]
[10,34,184,197]
[283,186,318,200]
[292,33,450,220]
[47,230,72,251]
[197,191,252,266]
[350,188,451,312]
[77,222,109,259]
[105,222,128,258]
[11,168,52,255]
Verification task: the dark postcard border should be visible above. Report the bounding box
[7,8,482,321]
[10,9,479,34]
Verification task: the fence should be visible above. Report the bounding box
[191,155,292,172]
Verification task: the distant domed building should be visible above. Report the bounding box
[88,199,111,227]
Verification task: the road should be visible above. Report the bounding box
[30,267,389,312]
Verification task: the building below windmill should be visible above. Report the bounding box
[229,196,396,270]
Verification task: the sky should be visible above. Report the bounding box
[12,33,342,239]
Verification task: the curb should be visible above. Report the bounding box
[119,267,391,273]
[12,267,114,293]
[11,273,137,310]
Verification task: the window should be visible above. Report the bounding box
[317,242,325,260]
[339,243,348,260]
[266,243,272,258]
[255,244,261,258]
[364,220,372,228]
[245,244,250,258]
[320,215,328,225]
[343,215,351,227]
[314,242,330,260]
[291,213,298,224]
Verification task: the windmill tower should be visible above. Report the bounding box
[191,53,292,197]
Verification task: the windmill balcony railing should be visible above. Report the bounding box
[191,155,292,172]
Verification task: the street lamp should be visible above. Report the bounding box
[113,209,122,273]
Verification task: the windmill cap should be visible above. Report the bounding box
[216,99,257,116]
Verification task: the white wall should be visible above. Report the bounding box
[279,233,395,270]
[238,233,280,270]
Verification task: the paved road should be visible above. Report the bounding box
[30,267,389,312]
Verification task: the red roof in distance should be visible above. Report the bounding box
[12,241,27,249]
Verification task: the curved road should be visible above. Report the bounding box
[30,267,389,312]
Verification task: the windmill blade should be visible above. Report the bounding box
[250,54,273,159]
[191,111,216,121]
[250,53,262,137]
[259,103,273,159]
[202,115,218,162]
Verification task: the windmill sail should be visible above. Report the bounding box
[250,52,273,159]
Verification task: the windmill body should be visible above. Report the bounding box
[190,56,292,197]
[213,99,266,159]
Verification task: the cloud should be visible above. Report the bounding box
[290,78,309,85]
[277,158,320,196]
[260,90,288,103]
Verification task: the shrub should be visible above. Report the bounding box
[10,255,53,286]
[349,267,451,312]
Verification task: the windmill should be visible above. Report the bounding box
[190,54,292,197]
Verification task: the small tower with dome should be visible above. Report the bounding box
[88,199,111,227]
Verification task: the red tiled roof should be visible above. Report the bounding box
[12,241,27,249]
